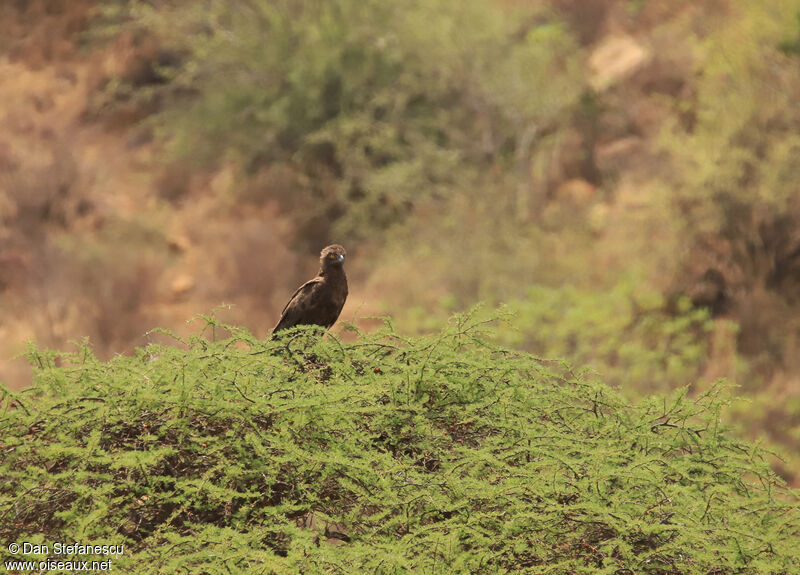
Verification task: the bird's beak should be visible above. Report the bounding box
[337,254,345,263]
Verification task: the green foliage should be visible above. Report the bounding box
[649,1,800,455]
[498,281,713,394]
[98,0,581,240]
[659,1,800,250]
[388,280,712,395]
[2,316,798,573]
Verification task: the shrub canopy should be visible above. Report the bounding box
[2,317,799,573]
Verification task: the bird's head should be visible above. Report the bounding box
[320,244,346,269]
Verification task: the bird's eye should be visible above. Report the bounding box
[328,253,336,259]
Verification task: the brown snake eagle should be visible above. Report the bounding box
[271,244,348,337]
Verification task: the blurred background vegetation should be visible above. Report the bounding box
[1,0,799,481]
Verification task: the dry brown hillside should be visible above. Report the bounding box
[0,0,323,389]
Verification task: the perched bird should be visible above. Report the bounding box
[271,244,348,337]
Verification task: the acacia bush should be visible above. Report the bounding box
[2,316,798,573]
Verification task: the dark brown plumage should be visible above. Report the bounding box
[271,245,348,337]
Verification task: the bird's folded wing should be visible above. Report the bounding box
[279,277,322,317]
[273,277,324,333]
